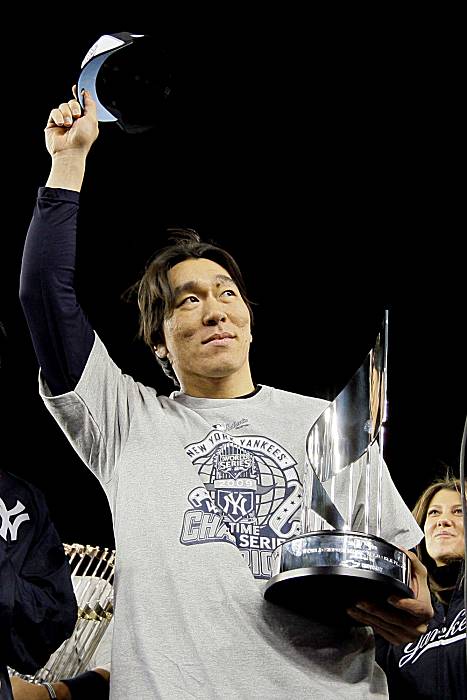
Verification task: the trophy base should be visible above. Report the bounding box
[264,531,413,626]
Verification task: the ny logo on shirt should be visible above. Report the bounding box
[0,497,30,541]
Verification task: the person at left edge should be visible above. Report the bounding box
[0,323,78,700]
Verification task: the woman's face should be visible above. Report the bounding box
[424,488,465,566]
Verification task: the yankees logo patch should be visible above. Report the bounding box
[0,497,30,542]
[180,429,302,578]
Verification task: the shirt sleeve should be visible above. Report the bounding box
[19,187,94,395]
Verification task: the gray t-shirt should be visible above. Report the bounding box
[39,334,422,699]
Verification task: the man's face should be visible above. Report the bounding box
[424,488,465,566]
[157,258,252,393]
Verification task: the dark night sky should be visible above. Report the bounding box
[2,14,464,550]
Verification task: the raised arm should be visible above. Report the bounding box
[19,90,99,395]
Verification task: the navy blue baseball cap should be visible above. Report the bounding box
[77,31,172,134]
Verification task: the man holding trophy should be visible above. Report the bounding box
[18,67,433,699]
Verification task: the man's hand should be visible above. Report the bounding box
[45,86,98,159]
[347,548,434,644]
[44,86,99,191]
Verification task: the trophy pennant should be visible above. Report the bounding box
[305,461,346,530]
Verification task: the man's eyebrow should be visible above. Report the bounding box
[215,274,236,286]
[173,275,236,297]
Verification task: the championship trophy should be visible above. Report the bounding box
[9,543,114,683]
[264,311,413,624]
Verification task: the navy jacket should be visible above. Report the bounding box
[375,563,466,699]
[0,470,77,698]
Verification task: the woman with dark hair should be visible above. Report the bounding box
[376,476,466,699]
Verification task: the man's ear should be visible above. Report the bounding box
[154,344,168,359]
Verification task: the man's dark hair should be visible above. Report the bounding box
[129,228,254,385]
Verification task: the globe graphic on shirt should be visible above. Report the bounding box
[200,442,288,526]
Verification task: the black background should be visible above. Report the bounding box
[1,11,464,550]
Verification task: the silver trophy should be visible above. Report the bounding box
[9,543,114,683]
[264,312,413,624]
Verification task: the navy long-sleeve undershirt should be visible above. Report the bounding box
[19,187,94,395]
